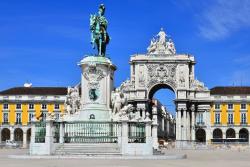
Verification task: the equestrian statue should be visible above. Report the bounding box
[90,4,110,56]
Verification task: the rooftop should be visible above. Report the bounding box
[210,86,250,95]
[0,87,67,96]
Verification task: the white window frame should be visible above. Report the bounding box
[15,112,22,124]
[16,103,22,110]
[41,104,47,110]
[214,103,220,110]
[241,112,247,124]
[215,112,220,124]
[227,103,234,110]
[3,103,9,110]
[3,112,9,123]
[28,112,34,122]
[241,103,247,110]
[54,104,60,110]
[29,103,34,110]
[228,113,234,124]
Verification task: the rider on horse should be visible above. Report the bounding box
[90,4,110,56]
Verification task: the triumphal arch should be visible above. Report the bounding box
[119,28,211,144]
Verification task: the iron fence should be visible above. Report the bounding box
[35,122,46,143]
[53,122,60,143]
[128,122,146,143]
[64,121,120,143]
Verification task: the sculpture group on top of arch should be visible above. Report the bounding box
[147,28,176,55]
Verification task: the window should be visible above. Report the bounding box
[29,104,34,110]
[55,113,60,120]
[241,104,246,110]
[16,103,22,109]
[3,113,8,123]
[3,103,8,109]
[228,103,233,110]
[54,104,60,110]
[16,113,22,124]
[197,113,203,124]
[29,113,34,122]
[215,103,220,110]
[228,113,234,124]
[241,113,247,124]
[41,104,47,110]
[215,113,220,124]
[42,112,47,121]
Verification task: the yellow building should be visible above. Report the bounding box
[0,86,67,147]
[210,87,250,143]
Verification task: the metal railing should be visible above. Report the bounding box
[35,122,46,143]
[64,121,120,143]
[128,122,146,143]
[53,122,60,143]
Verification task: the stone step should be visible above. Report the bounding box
[55,143,121,155]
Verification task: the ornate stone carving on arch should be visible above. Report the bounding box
[146,63,177,91]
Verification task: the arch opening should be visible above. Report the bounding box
[239,128,249,142]
[1,128,10,142]
[148,84,176,140]
[14,128,23,143]
[226,128,235,138]
[213,128,223,139]
[195,128,206,142]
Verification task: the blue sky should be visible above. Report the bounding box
[1,0,250,114]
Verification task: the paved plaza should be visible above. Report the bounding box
[1,148,250,167]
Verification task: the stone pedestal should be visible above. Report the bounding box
[78,56,116,121]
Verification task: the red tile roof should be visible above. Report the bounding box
[0,87,67,95]
[210,87,250,95]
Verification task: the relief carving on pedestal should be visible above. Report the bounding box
[146,63,177,89]
[83,64,105,101]
[83,64,105,89]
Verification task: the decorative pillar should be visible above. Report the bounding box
[59,121,65,144]
[186,110,190,140]
[23,130,27,148]
[177,109,182,141]
[10,127,14,141]
[183,109,187,141]
[121,119,128,155]
[30,120,36,144]
[45,119,54,154]
[191,105,195,141]
[152,106,158,149]
[145,112,152,144]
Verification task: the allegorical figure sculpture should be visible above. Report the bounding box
[90,4,110,56]
[65,87,81,115]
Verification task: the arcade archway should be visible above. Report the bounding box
[213,128,223,139]
[196,128,206,142]
[1,128,10,141]
[239,128,249,142]
[14,128,23,142]
[147,84,176,139]
[226,128,235,138]
[148,84,176,114]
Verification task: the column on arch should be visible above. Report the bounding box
[182,108,187,141]
[176,109,182,141]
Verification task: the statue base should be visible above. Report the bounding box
[76,55,116,121]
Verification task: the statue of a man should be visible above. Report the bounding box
[157,28,166,44]
[90,4,110,56]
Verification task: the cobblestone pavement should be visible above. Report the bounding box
[1,148,250,167]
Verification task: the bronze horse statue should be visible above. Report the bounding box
[90,4,110,56]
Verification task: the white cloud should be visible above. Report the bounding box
[199,0,250,40]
